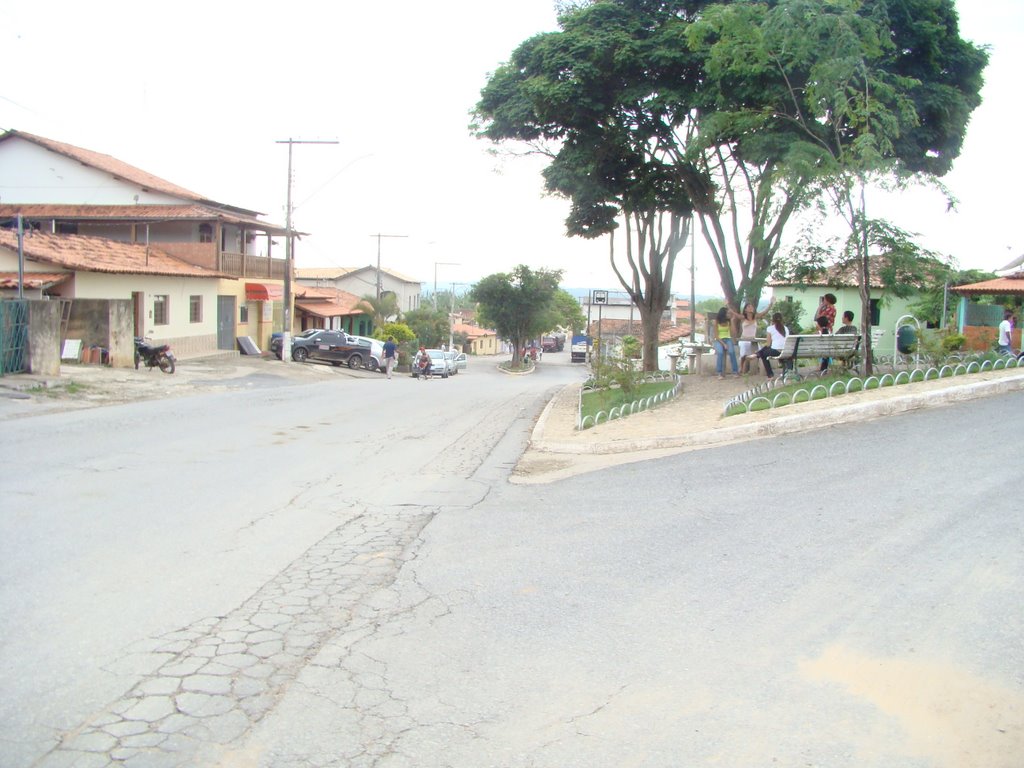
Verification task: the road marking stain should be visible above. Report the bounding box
[801,644,1023,768]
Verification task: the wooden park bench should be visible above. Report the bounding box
[774,334,862,380]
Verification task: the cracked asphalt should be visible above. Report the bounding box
[1,352,564,768]
[2,353,1021,766]
[39,510,433,768]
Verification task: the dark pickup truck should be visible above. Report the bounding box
[271,329,373,368]
[541,334,565,352]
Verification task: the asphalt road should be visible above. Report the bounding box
[0,359,1020,767]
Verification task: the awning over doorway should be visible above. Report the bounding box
[245,282,283,301]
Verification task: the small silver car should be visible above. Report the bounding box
[412,349,452,378]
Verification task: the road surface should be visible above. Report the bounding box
[0,357,1019,767]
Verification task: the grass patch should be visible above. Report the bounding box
[580,380,676,423]
[725,373,856,416]
[29,380,89,398]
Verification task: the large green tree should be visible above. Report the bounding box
[475,1,706,370]
[475,0,985,371]
[701,0,986,370]
[471,265,562,370]
[403,305,451,348]
[547,289,588,335]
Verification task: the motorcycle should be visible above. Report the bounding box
[134,337,176,374]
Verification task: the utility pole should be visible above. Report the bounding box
[689,215,696,340]
[370,234,408,300]
[16,214,25,299]
[433,262,459,310]
[275,138,338,363]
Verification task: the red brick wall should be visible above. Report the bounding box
[962,325,1021,351]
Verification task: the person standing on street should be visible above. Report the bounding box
[997,309,1015,355]
[382,336,398,379]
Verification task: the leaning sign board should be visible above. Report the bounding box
[61,339,83,361]
[236,336,261,355]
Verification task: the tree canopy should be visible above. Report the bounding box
[403,305,451,348]
[474,0,986,370]
[547,289,588,334]
[709,0,987,369]
[471,265,562,368]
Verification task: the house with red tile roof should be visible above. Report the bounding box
[451,322,498,355]
[0,229,236,357]
[0,129,290,353]
[768,257,932,343]
[295,265,423,317]
[292,285,372,335]
[950,270,1024,351]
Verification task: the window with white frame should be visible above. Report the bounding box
[189,295,202,323]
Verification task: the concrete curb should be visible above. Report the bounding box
[530,373,1024,456]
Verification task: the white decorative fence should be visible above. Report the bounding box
[724,354,1023,416]
[578,372,682,430]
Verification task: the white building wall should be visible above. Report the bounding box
[0,139,182,205]
[72,273,221,342]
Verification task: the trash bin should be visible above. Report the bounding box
[897,325,917,354]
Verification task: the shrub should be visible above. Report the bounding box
[941,333,965,351]
[621,335,642,359]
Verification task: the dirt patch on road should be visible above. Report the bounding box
[802,644,1024,767]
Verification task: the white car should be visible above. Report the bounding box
[446,350,467,373]
[348,335,385,371]
[412,349,453,378]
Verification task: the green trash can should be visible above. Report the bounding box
[897,325,917,354]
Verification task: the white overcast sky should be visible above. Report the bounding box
[2,0,1020,296]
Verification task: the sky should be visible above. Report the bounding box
[2,0,1021,298]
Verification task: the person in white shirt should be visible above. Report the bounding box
[997,309,1014,355]
[757,312,789,378]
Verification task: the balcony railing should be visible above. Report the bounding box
[220,252,287,279]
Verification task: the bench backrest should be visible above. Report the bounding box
[778,334,861,360]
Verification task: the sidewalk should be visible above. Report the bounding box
[513,366,1024,484]
[0,352,370,419]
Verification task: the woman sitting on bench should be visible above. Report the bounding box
[757,312,789,378]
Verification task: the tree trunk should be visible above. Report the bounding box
[639,302,663,372]
[858,183,873,376]
[509,334,523,370]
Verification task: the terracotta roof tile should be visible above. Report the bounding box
[452,322,495,339]
[0,203,288,234]
[586,318,691,343]
[0,229,232,279]
[951,272,1024,296]
[0,272,71,289]
[294,285,365,317]
[769,256,944,290]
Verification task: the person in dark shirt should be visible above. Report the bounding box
[837,310,857,335]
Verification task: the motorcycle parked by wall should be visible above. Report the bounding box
[134,337,176,374]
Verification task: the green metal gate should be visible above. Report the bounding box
[1,299,29,376]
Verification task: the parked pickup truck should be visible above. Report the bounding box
[271,329,375,369]
[541,334,565,352]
